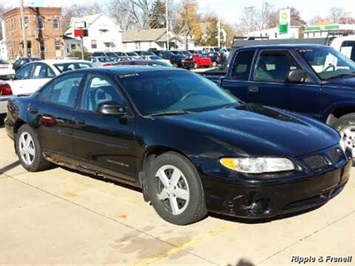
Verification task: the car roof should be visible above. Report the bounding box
[71,65,183,76]
[25,59,91,65]
[235,43,329,49]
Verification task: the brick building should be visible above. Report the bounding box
[3,7,63,60]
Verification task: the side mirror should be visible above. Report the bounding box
[287,69,308,83]
[97,102,128,116]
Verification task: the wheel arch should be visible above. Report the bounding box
[141,145,193,174]
[325,105,355,126]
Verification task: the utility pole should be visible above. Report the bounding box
[166,0,169,50]
[217,15,221,47]
[20,0,28,57]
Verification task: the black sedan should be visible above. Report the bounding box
[4,66,352,225]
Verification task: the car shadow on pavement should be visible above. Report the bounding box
[227,259,256,266]
[0,160,21,175]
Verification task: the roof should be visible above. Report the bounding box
[69,13,103,29]
[122,28,169,42]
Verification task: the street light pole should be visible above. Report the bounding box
[166,0,169,50]
[217,15,221,47]
[20,0,28,57]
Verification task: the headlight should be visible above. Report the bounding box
[220,157,295,174]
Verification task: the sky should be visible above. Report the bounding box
[8,0,355,24]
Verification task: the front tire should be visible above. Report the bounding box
[332,113,355,157]
[147,152,207,225]
[16,124,51,172]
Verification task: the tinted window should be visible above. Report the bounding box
[40,74,84,108]
[80,76,123,112]
[118,70,237,115]
[231,50,255,80]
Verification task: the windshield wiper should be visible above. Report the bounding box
[146,110,194,117]
[325,71,355,80]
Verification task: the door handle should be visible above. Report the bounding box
[249,86,259,93]
[28,107,38,114]
[75,119,86,126]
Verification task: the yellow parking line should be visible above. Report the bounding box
[131,223,237,266]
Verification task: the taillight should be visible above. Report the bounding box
[0,83,12,95]
[103,63,112,66]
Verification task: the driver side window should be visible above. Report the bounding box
[80,76,123,112]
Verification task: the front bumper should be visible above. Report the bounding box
[0,96,11,115]
[201,150,352,219]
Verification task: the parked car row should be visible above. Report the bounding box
[0,59,93,115]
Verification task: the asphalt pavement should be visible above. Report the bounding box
[0,126,354,266]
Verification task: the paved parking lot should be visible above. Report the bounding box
[0,126,354,266]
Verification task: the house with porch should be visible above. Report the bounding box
[122,28,182,50]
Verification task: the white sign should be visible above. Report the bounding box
[74,21,87,29]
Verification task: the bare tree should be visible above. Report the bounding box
[0,3,10,40]
[62,3,104,32]
[237,2,277,35]
[328,7,345,23]
[106,0,153,32]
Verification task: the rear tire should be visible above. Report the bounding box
[16,124,51,172]
[332,113,355,157]
[147,152,207,225]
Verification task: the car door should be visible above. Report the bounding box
[9,63,34,95]
[11,62,55,95]
[72,74,136,181]
[250,49,322,118]
[32,72,85,161]
[220,49,256,102]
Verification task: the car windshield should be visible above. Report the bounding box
[297,46,355,80]
[98,57,115,62]
[127,52,139,57]
[0,59,9,64]
[117,70,239,115]
[54,62,92,73]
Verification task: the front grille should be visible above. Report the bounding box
[328,148,344,165]
[304,155,328,170]
[302,146,347,171]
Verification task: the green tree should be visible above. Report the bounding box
[175,0,201,49]
[149,0,166,28]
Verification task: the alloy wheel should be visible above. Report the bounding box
[155,165,190,215]
[19,132,36,165]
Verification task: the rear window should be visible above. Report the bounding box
[54,62,92,73]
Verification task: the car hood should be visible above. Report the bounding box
[159,104,339,157]
[326,76,355,87]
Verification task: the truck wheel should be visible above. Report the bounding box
[332,113,355,157]
[16,124,51,172]
[146,152,207,225]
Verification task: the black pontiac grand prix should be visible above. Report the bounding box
[4,66,352,225]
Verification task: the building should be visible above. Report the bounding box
[247,26,301,39]
[304,24,355,38]
[122,28,182,50]
[65,13,123,53]
[0,20,9,60]
[3,7,63,60]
